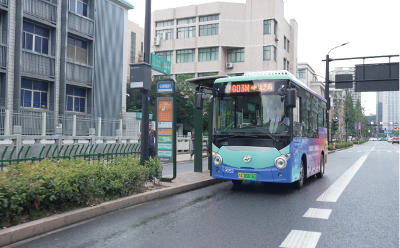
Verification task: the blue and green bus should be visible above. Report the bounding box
[211,71,327,188]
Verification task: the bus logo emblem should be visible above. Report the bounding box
[242,155,252,163]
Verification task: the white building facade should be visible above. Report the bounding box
[376,91,399,133]
[150,0,298,79]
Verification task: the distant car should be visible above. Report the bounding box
[392,137,399,144]
[380,138,386,141]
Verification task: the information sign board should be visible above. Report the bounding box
[151,53,171,75]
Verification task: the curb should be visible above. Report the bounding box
[0,171,223,247]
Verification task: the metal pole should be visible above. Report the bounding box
[72,114,76,136]
[98,117,102,137]
[325,54,330,144]
[42,112,46,136]
[4,109,10,136]
[140,0,151,165]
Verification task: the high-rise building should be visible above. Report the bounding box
[151,0,298,80]
[376,91,399,133]
[329,67,361,107]
[0,0,133,136]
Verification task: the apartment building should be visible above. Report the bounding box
[127,20,144,75]
[0,0,133,136]
[150,0,298,80]
[296,62,325,97]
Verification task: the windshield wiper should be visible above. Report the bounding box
[216,134,258,141]
[247,125,279,143]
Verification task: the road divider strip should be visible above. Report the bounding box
[302,208,332,219]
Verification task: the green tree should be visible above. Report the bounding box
[125,79,157,121]
[344,92,355,138]
[176,74,196,128]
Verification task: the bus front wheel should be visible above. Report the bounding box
[232,180,243,186]
[294,160,305,189]
[316,154,324,178]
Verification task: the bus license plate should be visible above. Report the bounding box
[238,172,257,180]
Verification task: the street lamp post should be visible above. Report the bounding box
[325,42,349,144]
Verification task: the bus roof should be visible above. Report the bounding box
[214,71,326,102]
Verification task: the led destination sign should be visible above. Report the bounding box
[227,82,275,93]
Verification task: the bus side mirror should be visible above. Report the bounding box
[195,92,203,109]
[285,88,296,109]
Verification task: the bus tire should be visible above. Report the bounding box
[232,180,243,186]
[317,154,324,178]
[294,160,305,189]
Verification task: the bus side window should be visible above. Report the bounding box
[293,96,301,136]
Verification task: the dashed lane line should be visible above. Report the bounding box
[280,230,321,248]
[303,208,332,220]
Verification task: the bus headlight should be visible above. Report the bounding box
[274,154,290,170]
[213,153,223,166]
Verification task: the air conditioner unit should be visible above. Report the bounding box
[159,32,165,40]
[275,35,279,41]
[226,63,233,69]
[153,36,160,46]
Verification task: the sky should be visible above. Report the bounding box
[125,0,400,116]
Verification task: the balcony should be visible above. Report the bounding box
[0,43,6,69]
[68,12,94,37]
[23,0,57,23]
[0,0,8,7]
[66,62,93,86]
[21,51,55,78]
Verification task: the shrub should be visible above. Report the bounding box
[0,156,162,227]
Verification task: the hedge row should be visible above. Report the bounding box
[353,140,368,145]
[0,156,162,227]
[328,142,354,150]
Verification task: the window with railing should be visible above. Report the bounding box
[155,51,173,62]
[156,20,174,27]
[177,17,196,25]
[130,32,136,63]
[199,14,219,22]
[20,78,49,109]
[22,21,50,55]
[66,85,86,113]
[176,49,195,63]
[199,24,218,36]
[198,72,218,77]
[67,36,88,64]
[227,48,244,62]
[156,29,173,40]
[198,47,218,61]
[297,70,305,79]
[69,0,89,17]
[177,26,196,39]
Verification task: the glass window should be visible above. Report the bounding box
[273,46,276,62]
[156,29,173,40]
[176,49,195,63]
[199,14,219,22]
[198,72,218,77]
[274,20,278,35]
[130,32,136,63]
[283,58,286,70]
[177,26,196,39]
[177,17,196,25]
[284,36,286,50]
[155,51,173,62]
[70,0,89,17]
[263,20,271,34]
[227,73,244,77]
[297,70,306,78]
[287,60,290,71]
[67,36,88,64]
[227,48,244,63]
[287,39,290,53]
[199,24,219,36]
[263,46,272,60]
[20,79,49,109]
[198,47,219,62]
[22,21,50,55]
[65,86,86,113]
[156,20,174,27]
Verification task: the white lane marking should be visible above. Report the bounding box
[317,150,371,202]
[303,208,332,219]
[280,230,321,248]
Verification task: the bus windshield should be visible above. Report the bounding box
[214,91,290,136]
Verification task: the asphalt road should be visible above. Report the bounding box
[12,141,399,248]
